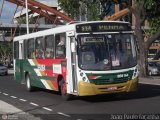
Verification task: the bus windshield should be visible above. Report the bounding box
[77,33,137,71]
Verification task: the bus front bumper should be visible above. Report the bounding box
[78,77,139,96]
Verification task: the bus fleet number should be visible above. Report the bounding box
[38,65,45,71]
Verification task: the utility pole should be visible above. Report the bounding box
[25,0,29,34]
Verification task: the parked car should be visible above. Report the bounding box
[8,61,13,68]
[147,61,160,76]
[0,63,8,75]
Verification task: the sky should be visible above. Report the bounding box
[0,0,57,23]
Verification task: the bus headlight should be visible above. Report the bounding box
[80,72,83,77]
[132,68,139,79]
[82,77,86,81]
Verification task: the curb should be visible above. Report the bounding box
[139,77,160,86]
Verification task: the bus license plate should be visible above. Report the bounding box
[107,86,117,91]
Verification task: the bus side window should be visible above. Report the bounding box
[28,39,35,59]
[14,41,19,59]
[35,37,45,59]
[45,35,54,58]
[55,33,66,58]
[24,40,27,59]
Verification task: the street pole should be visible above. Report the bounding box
[25,0,29,34]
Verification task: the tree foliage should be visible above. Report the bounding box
[58,0,131,20]
[82,0,101,20]
[58,0,80,19]
[0,42,12,65]
[145,0,160,35]
[58,0,102,20]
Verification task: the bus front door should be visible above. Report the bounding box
[66,35,78,94]
[70,37,78,92]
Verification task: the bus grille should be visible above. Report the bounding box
[90,77,129,85]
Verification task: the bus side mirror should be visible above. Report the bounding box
[71,42,76,52]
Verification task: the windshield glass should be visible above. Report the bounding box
[0,63,4,66]
[77,33,137,71]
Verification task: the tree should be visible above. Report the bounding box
[58,0,101,21]
[81,0,101,21]
[58,0,80,19]
[0,42,12,66]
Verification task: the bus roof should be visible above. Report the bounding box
[14,21,131,42]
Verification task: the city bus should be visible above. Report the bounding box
[13,21,139,100]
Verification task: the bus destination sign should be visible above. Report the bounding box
[84,37,104,43]
[76,22,131,33]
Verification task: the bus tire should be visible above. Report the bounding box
[26,74,34,92]
[59,79,72,101]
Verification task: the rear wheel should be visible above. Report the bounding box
[59,79,72,101]
[26,74,34,92]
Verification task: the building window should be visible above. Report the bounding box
[14,41,19,59]
[28,39,35,59]
[24,40,27,59]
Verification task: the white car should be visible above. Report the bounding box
[148,62,160,76]
[0,63,8,75]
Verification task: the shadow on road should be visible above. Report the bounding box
[30,83,160,102]
[75,83,160,102]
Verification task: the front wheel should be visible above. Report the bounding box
[26,74,34,92]
[59,79,72,101]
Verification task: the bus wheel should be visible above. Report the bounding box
[59,79,71,101]
[26,74,34,92]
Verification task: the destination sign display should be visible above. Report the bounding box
[76,22,131,33]
[84,37,104,43]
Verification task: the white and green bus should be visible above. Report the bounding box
[13,21,139,100]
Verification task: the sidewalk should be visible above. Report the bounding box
[139,76,160,85]
[0,100,41,120]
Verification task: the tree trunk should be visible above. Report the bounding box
[135,21,147,77]
[138,46,147,77]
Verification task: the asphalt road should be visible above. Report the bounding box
[0,75,160,120]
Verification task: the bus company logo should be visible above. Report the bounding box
[1,114,7,120]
